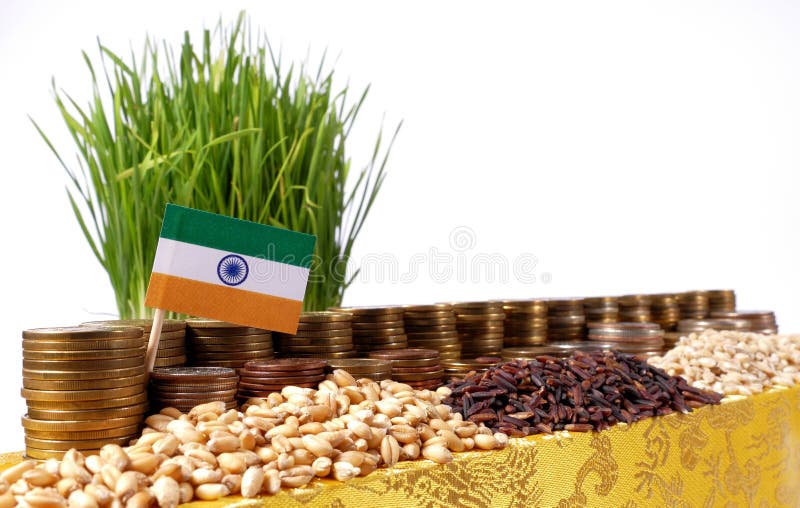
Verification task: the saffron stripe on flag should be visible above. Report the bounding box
[147,273,303,334]
[151,238,309,301]
[159,204,315,268]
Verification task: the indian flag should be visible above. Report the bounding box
[145,204,316,334]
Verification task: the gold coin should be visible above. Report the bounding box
[26,392,147,410]
[22,338,144,351]
[146,330,187,341]
[25,435,132,451]
[22,347,145,361]
[184,318,257,329]
[155,346,187,357]
[298,311,351,323]
[24,424,141,440]
[154,338,187,350]
[24,448,77,460]
[25,406,146,423]
[153,356,187,367]
[22,326,142,341]
[82,319,186,333]
[23,374,147,391]
[23,356,144,371]
[21,413,144,430]
[22,384,144,402]
[23,366,145,381]
[188,328,270,338]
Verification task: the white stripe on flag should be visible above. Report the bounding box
[151,238,310,301]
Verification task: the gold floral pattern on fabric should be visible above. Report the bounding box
[1,386,798,507]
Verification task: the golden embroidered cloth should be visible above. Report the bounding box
[2,384,798,507]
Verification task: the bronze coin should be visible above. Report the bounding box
[188,328,271,338]
[151,366,237,381]
[275,351,356,359]
[238,384,317,395]
[295,322,353,332]
[379,357,441,368]
[390,365,442,374]
[156,346,187,357]
[290,328,353,338]
[350,320,405,330]
[190,342,274,353]
[349,328,405,338]
[239,374,323,385]
[279,344,353,353]
[190,350,274,360]
[243,358,327,372]
[325,358,391,369]
[152,382,238,393]
[188,334,273,345]
[351,335,408,345]
[368,348,439,360]
[153,357,186,368]
[275,336,353,347]
[151,389,237,399]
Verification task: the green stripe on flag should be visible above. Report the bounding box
[159,204,316,268]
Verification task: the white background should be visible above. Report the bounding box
[0,1,798,451]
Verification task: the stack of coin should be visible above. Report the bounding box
[708,289,736,314]
[274,312,356,359]
[710,310,779,334]
[676,291,710,320]
[402,305,460,361]
[546,298,586,341]
[663,332,682,352]
[677,318,750,334]
[441,357,498,381]
[502,299,548,347]
[586,322,664,357]
[502,341,614,361]
[618,295,652,323]
[21,326,147,459]
[649,294,681,331]
[332,306,407,353]
[583,297,619,323]
[325,358,392,381]
[186,319,273,369]
[238,359,327,400]
[149,367,238,413]
[368,349,443,390]
[450,301,505,359]
[83,319,187,368]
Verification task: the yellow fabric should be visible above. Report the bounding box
[3,385,799,507]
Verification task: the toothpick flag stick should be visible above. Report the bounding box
[144,308,166,383]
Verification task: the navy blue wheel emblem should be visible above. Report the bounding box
[217,254,249,286]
